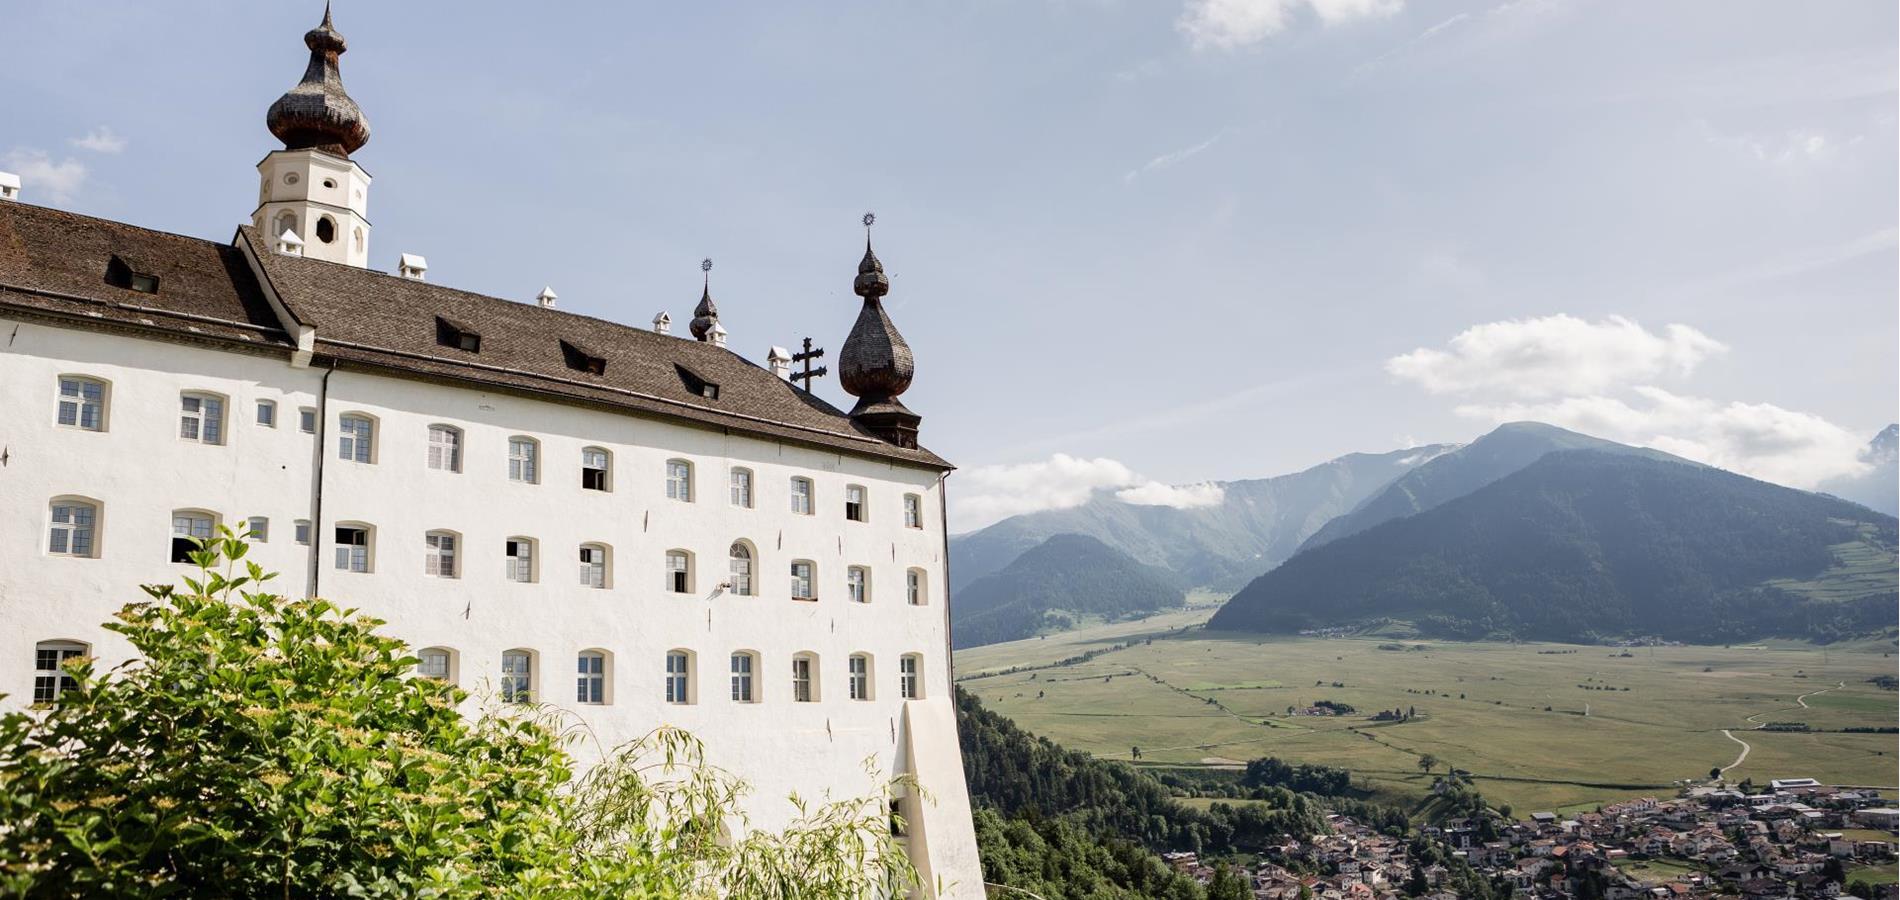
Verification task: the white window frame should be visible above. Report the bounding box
[791,560,815,601]
[845,485,867,522]
[848,566,870,604]
[907,569,926,606]
[501,649,534,703]
[425,530,458,578]
[904,494,923,529]
[665,651,692,705]
[730,468,754,508]
[666,459,693,502]
[334,524,371,573]
[56,376,107,431]
[576,651,607,705]
[792,654,817,703]
[582,447,611,492]
[428,425,463,473]
[666,550,692,594]
[728,542,754,596]
[505,537,536,583]
[848,654,871,701]
[48,499,98,558]
[298,407,317,434]
[171,510,216,563]
[34,641,87,704]
[580,543,608,588]
[255,399,277,428]
[417,647,454,682]
[246,516,269,543]
[900,655,922,699]
[338,414,374,463]
[294,519,312,545]
[508,437,540,484]
[730,652,757,703]
[790,477,814,516]
[178,392,225,445]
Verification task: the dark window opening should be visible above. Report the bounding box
[169,536,195,564]
[315,217,336,244]
[435,316,481,353]
[104,256,160,294]
[560,339,607,375]
[671,569,688,593]
[889,799,908,838]
[675,364,719,400]
[582,466,608,491]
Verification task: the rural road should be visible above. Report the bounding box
[1719,730,1750,773]
[1742,680,1845,727]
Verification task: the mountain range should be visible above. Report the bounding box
[950,534,1184,648]
[950,421,1899,646]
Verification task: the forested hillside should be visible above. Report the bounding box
[1212,450,1899,642]
[952,534,1186,648]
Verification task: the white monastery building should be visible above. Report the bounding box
[0,8,984,893]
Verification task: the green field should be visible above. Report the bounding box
[955,609,1900,815]
[1766,523,1898,603]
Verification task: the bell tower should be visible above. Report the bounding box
[253,4,373,267]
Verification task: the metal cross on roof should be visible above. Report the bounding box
[790,336,827,394]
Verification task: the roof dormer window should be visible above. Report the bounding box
[560,339,607,375]
[675,364,719,400]
[435,316,481,353]
[104,256,159,294]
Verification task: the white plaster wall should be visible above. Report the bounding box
[253,150,371,266]
[0,317,980,896]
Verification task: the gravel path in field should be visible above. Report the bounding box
[1718,730,1751,773]
[1742,680,1845,727]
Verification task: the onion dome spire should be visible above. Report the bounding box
[691,257,721,341]
[266,3,371,157]
[838,212,921,448]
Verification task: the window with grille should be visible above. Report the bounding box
[848,654,870,701]
[730,653,755,702]
[907,569,925,606]
[425,531,457,577]
[848,566,869,604]
[576,652,606,705]
[790,560,815,601]
[335,525,370,572]
[790,478,813,516]
[56,377,106,431]
[505,538,535,583]
[179,393,224,444]
[582,448,610,491]
[580,544,607,588]
[256,399,277,427]
[900,655,921,699]
[246,516,269,543]
[34,642,86,704]
[845,485,867,522]
[730,468,753,508]
[792,655,816,703]
[666,460,693,501]
[338,415,373,462]
[171,511,215,563]
[501,650,533,703]
[428,425,462,472]
[299,408,317,433]
[666,551,691,593]
[417,648,452,681]
[904,494,923,529]
[48,500,97,557]
[728,543,753,596]
[665,652,691,705]
[508,438,539,483]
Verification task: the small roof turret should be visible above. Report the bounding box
[837,213,921,448]
[690,257,720,341]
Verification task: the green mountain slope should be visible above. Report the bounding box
[1299,422,1686,553]
[950,444,1456,593]
[1209,450,1898,643]
[952,534,1186,649]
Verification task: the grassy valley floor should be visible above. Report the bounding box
[954,608,1900,816]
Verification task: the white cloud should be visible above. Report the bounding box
[1385,314,1725,399]
[1177,0,1400,51]
[1455,387,1871,489]
[70,127,125,154]
[950,453,1227,532]
[1115,481,1226,509]
[1,148,88,204]
[1123,133,1221,183]
[1695,122,1857,166]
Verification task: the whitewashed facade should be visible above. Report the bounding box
[0,7,981,895]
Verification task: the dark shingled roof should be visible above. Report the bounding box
[237,226,950,469]
[0,202,291,347]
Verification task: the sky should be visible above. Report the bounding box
[5,0,1894,532]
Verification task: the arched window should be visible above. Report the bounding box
[665,550,693,594]
[427,425,463,472]
[416,646,456,683]
[33,640,88,704]
[792,652,820,703]
[582,447,611,491]
[730,467,754,508]
[178,391,226,445]
[730,651,759,703]
[48,497,99,558]
[904,494,924,529]
[337,413,375,463]
[666,459,693,502]
[579,543,609,588]
[899,653,923,700]
[576,650,610,705]
[906,568,927,606]
[424,530,459,578]
[352,225,365,255]
[728,542,754,596]
[501,649,534,703]
[505,537,536,583]
[790,560,816,601]
[334,522,373,573]
[847,566,871,604]
[272,211,297,240]
[508,437,540,483]
[170,509,218,563]
[315,215,336,244]
[55,376,108,431]
[848,653,874,701]
[845,484,868,522]
[665,649,695,705]
[789,477,814,516]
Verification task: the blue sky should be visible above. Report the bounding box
[5,1,1894,530]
